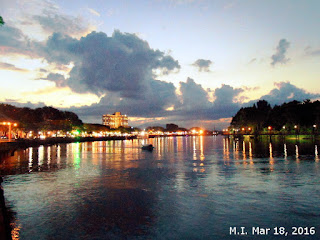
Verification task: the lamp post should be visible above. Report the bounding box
[294,125,299,140]
[268,126,272,141]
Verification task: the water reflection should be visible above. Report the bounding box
[284,143,288,160]
[0,136,320,239]
[295,144,300,162]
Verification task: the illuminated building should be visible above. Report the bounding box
[102,112,129,128]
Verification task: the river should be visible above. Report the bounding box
[0,136,320,239]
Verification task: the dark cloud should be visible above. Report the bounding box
[192,59,212,72]
[40,73,66,87]
[179,77,210,110]
[257,82,320,105]
[91,79,179,117]
[42,31,180,99]
[66,79,244,124]
[0,62,28,72]
[271,39,290,66]
[213,84,243,107]
[171,82,244,121]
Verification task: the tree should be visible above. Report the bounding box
[0,16,4,26]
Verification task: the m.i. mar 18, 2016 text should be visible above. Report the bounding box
[230,226,316,237]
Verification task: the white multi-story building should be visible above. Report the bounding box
[102,112,129,128]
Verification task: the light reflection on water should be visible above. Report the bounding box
[0,136,320,239]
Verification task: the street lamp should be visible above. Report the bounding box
[294,125,299,139]
[268,126,272,141]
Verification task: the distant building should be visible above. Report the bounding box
[102,112,129,129]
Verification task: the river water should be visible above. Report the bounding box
[0,136,320,239]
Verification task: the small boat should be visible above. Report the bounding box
[141,144,154,151]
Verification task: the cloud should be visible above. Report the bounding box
[33,10,90,37]
[41,30,180,99]
[69,78,179,119]
[192,59,212,72]
[40,73,66,87]
[65,78,245,125]
[0,24,40,57]
[305,46,320,56]
[271,39,290,66]
[258,82,320,105]
[169,82,244,121]
[179,77,210,110]
[3,0,93,39]
[248,58,257,64]
[88,8,100,17]
[213,84,243,106]
[0,62,28,72]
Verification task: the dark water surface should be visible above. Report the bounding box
[1,136,320,239]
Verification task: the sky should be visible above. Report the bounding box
[0,0,320,129]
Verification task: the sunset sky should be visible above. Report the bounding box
[0,0,320,129]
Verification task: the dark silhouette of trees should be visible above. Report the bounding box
[230,99,320,134]
[0,103,83,131]
[0,16,4,26]
[230,100,271,132]
[166,123,179,132]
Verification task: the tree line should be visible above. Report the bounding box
[230,99,320,134]
[0,104,83,132]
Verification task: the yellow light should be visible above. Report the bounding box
[241,128,245,131]
[248,127,251,131]
[199,130,204,134]
[13,123,17,127]
[268,126,272,130]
